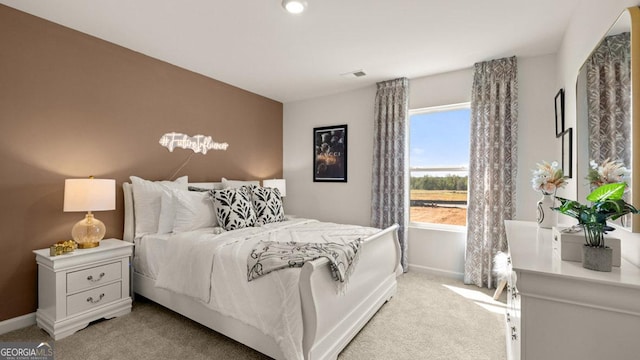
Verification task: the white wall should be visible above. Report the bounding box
[409,68,473,109]
[284,54,558,277]
[283,86,376,226]
[557,0,640,266]
[408,226,466,277]
[516,55,559,221]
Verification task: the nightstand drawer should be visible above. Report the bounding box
[67,282,122,316]
[67,261,122,293]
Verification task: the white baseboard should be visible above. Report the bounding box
[408,264,464,280]
[0,312,36,335]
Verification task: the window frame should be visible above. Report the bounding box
[408,102,471,231]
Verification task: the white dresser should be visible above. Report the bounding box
[33,239,134,340]
[505,220,640,360]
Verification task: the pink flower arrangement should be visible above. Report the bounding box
[531,161,567,195]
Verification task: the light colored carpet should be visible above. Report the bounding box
[0,272,507,360]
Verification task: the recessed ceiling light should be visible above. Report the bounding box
[282,0,307,14]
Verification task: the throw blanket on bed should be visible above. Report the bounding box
[247,239,362,284]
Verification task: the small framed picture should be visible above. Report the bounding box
[560,128,573,178]
[555,89,565,137]
[313,125,347,182]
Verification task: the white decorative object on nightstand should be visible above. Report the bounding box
[33,239,134,340]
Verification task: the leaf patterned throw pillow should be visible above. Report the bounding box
[209,187,257,231]
[252,187,285,225]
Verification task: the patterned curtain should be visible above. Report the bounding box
[371,77,409,272]
[587,32,631,168]
[464,57,518,288]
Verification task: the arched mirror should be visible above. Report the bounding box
[577,6,640,232]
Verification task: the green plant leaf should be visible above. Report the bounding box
[553,197,588,221]
[586,183,626,202]
[554,187,638,227]
[602,199,640,220]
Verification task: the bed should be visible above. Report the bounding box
[122,179,401,360]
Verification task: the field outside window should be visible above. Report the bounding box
[409,104,470,227]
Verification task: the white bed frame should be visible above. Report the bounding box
[123,182,401,360]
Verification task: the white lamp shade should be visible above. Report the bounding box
[64,178,116,212]
[263,179,286,197]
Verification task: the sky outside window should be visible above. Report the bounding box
[410,108,470,170]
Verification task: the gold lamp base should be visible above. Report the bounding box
[72,212,105,249]
[78,241,100,249]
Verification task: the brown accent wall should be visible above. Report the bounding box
[0,5,283,321]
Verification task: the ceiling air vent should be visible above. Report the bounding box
[340,69,367,78]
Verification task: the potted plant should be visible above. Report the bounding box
[553,182,638,271]
[587,158,632,227]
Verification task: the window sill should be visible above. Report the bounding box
[409,221,467,233]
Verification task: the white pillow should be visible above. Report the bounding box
[221,177,261,189]
[172,189,217,233]
[157,190,177,234]
[130,176,188,237]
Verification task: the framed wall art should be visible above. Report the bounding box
[555,88,565,137]
[313,125,347,182]
[560,128,573,178]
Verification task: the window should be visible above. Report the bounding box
[409,103,470,227]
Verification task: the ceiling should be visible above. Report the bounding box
[0,0,582,103]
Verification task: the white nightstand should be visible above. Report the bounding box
[33,239,134,340]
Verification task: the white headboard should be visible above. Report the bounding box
[122,182,222,242]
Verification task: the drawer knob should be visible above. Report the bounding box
[87,272,105,282]
[87,293,105,304]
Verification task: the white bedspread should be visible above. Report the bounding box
[154,218,380,360]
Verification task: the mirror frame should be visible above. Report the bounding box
[577,6,640,232]
[632,7,640,232]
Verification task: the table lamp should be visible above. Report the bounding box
[63,177,116,248]
[262,179,286,197]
